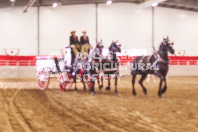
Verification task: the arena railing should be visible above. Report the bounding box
[0,55,198,66]
[0,60,36,66]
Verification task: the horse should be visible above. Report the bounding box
[72,40,104,93]
[92,40,104,63]
[79,40,104,94]
[96,41,121,95]
[131,37,175,98]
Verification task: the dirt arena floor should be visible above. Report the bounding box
[0,76,198,132]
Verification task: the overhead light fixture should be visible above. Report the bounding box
[137,0,166,9]
[23,0,36,13]
[152,2,158,7]
[106,0,112,5]
[53,2,58,8]
[10,0,15,7]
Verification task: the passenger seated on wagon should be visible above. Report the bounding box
[70,30,80,56]
[80,30,92,55]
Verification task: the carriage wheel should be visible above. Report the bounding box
[59,81,66,91]
[37,68,50,90]
[86,81,91,90]
[59,73,74,91]
[37,77,50,90]
[65,78,74,90]
[59,73,66,91]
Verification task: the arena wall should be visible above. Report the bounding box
[0,55,197,78]
[0,7,38,55]
[0,3,198,56]
[0,3,197,78]
[39,4,96,55]
[154,7,198,56]
[0,66,35,79]
[98,3,152,52]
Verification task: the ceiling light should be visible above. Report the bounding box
[152,2,158,7]
[53,2,58,8]
[106,0,112,5]
[10,0,15,2]
[137,0,166,9]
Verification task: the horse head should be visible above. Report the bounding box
[168,41,175,54]
[96,40,104,54]
[92,40,104,62]
[109,41,121,53]
[160,36,175,55]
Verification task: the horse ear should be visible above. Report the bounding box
[163,37,166,41]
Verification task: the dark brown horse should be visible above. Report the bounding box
[84,41,121,95]
[98,41,121,95]
[131,37,175,98]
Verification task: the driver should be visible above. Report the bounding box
[80,30,92,55]
[70,30,80,56]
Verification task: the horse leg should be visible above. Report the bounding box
[157,75,165,98]
[132,73,137,96]
[161,78,167,94]
[106,75,111,91]
[99,75,103,91]
[115,73,118,95]
[81,78,86,91]
[97,74,102,93]
[139,73,148,95]
[74,76,77,92]
[97,74,100,86]
[91,79,95,95]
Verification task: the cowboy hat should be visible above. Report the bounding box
[71,30,76,34]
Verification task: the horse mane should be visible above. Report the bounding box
[159,38,168,49]
[109,42,115,50]
[159,42,164,49]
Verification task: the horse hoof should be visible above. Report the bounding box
[99,85,103,89]
[91,92,95,95]
[143,90,147,95]
[106,87,110,91]
[115,92,118,95]
[133,92,137,96]
[99,90,103,93]
[158,94,162,98]
[84,87,86,91]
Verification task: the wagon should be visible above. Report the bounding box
[36,47,74,91]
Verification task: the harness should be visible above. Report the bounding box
[136,48,168,72]
[152,50,169,69]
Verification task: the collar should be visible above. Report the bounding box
[153,52,169,64]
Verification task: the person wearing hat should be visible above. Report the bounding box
[70,30,80,56]
[80,30,91,55]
